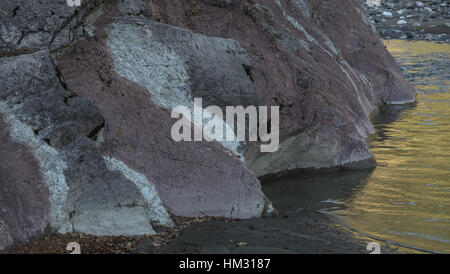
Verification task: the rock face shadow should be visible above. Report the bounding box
[262,170,373,214]
[261,101,416,214]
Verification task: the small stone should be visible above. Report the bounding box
[150,242,161,247]
[236,242,248,247]
[382,11,393,18]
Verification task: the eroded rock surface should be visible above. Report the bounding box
[0,0,104,54]
[0,115,50,250]
[144,0,414,177]
[0,44,172,248]
[55,5,268,220]
[0,0,414,250]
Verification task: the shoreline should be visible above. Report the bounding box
[6,40,440,254]
[4,65,424,256]
[2,0,443,254]
[5,210,400,254]
[364,0,450,43]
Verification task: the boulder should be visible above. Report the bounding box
[0,50,173,249]
[55,6,269,219]
[145,0,414,177]
[0,0,270,251]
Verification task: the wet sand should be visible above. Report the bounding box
[141,212,397,254]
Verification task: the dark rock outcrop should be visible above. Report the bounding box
[144,0,414,177]
[55,16,268,220]
[0,0,414,250]
[0,49,171,239]
[0,0,104,54]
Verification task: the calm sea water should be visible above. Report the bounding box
[263,40,450,253]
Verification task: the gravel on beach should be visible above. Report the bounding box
[364,0,450,42]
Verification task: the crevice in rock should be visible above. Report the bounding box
[51,60,70,92]
[48,0,105,54]
[87,122,105,141]
[12,6,20,17]
[50,58,80,107]
[242,64,254,83]
[48,4,84,51]
[16,31,25,47]
[43,138,51,146]
[0,48,38,58]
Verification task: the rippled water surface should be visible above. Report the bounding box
[263,40,450,253]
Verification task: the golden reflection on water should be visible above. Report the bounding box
[262,40,449,253]
[384,40,450,55]
[337,40,450,253]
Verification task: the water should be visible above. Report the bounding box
[263,40,450,253]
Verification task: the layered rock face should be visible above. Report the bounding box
[0,0,414,250]
[143,0,414,177]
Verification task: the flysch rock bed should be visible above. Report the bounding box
[364,0,450,42]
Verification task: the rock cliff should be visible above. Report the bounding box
[0,0,414,250]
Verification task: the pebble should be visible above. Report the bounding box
[383,11,393,17]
